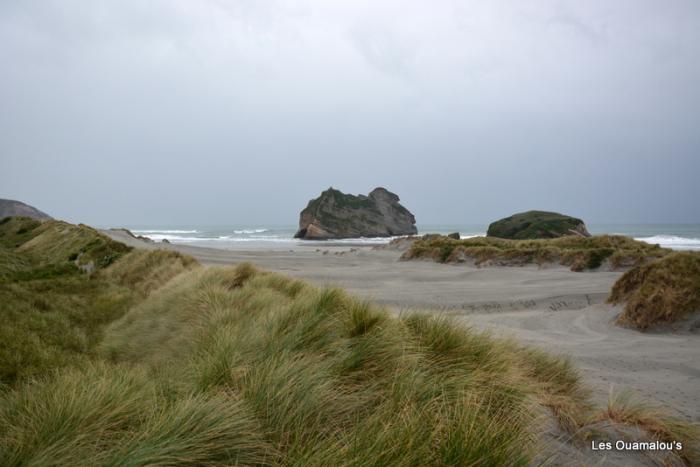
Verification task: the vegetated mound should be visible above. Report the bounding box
[1,217,132,271]
[0,217,199,386]
[294,187,417,240]
[0,199,52,221]
[608,252,700,331]
[402,234,669,271]
[1,255,697,463]
[487,210,590,239]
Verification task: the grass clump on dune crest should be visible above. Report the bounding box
[402,234,669,271]
[608,252,700,330]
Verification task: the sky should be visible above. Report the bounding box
[1,0,699,226]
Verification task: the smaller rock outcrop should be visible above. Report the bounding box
[447,232,460,240]
[0,199,51,221]
[294,187,417,240]
[487,211,590,240]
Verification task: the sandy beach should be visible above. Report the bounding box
[105,230,700,424]
[6,3,698,463]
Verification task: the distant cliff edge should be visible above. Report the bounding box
[0,199,52,221]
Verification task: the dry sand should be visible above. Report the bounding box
[105,229,700,427]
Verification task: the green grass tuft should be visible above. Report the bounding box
[608,252,700,330]
[101,249,199,296]
[595,388,699,465]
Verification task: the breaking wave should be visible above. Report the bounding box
[635,235,700,251]
[132,229,199,234]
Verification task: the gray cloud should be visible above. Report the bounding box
[1,0,698,226]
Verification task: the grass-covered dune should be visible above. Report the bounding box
[608,252,700,330]
[1,217,697,465]
[401,234,669,271]
[96,265,597,465]
[0,216,197,386]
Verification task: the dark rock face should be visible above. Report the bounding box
[0,199,51,221]
[294,187,417,240]
[487,210,591,240]
[447,232,460,240]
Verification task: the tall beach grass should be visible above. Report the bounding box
[402,234,670,271]
[1,218,697,465]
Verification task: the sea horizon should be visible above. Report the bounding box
[109,223,700,251]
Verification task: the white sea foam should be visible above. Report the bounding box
[129,227,700,252]
[144,234,295,243]
[325,237,396,244]
[132,229,199,234]
[145,233,403,245]
[233,229,268,234]
[144,235,227,242]
[635,235,700,251]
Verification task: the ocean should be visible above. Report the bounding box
[122,224,700,251]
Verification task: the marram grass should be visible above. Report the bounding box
[0,265,692,466]
[0,218,198,386]
[608,251,700,330]
[402,234,670,271]
[1,218,698,465]
[1,263,568,466]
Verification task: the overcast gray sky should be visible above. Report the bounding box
[1,0,699,226]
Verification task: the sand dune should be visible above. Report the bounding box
[102,230,700,424]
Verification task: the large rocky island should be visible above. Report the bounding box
[487,210,590,239]
[0,199,51,221]
[294,187,417,240]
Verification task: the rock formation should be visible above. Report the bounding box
[294,187,417,240]
[487,210,591,240]
[0,199,52,221]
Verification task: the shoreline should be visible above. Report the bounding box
[105,224,700,251]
